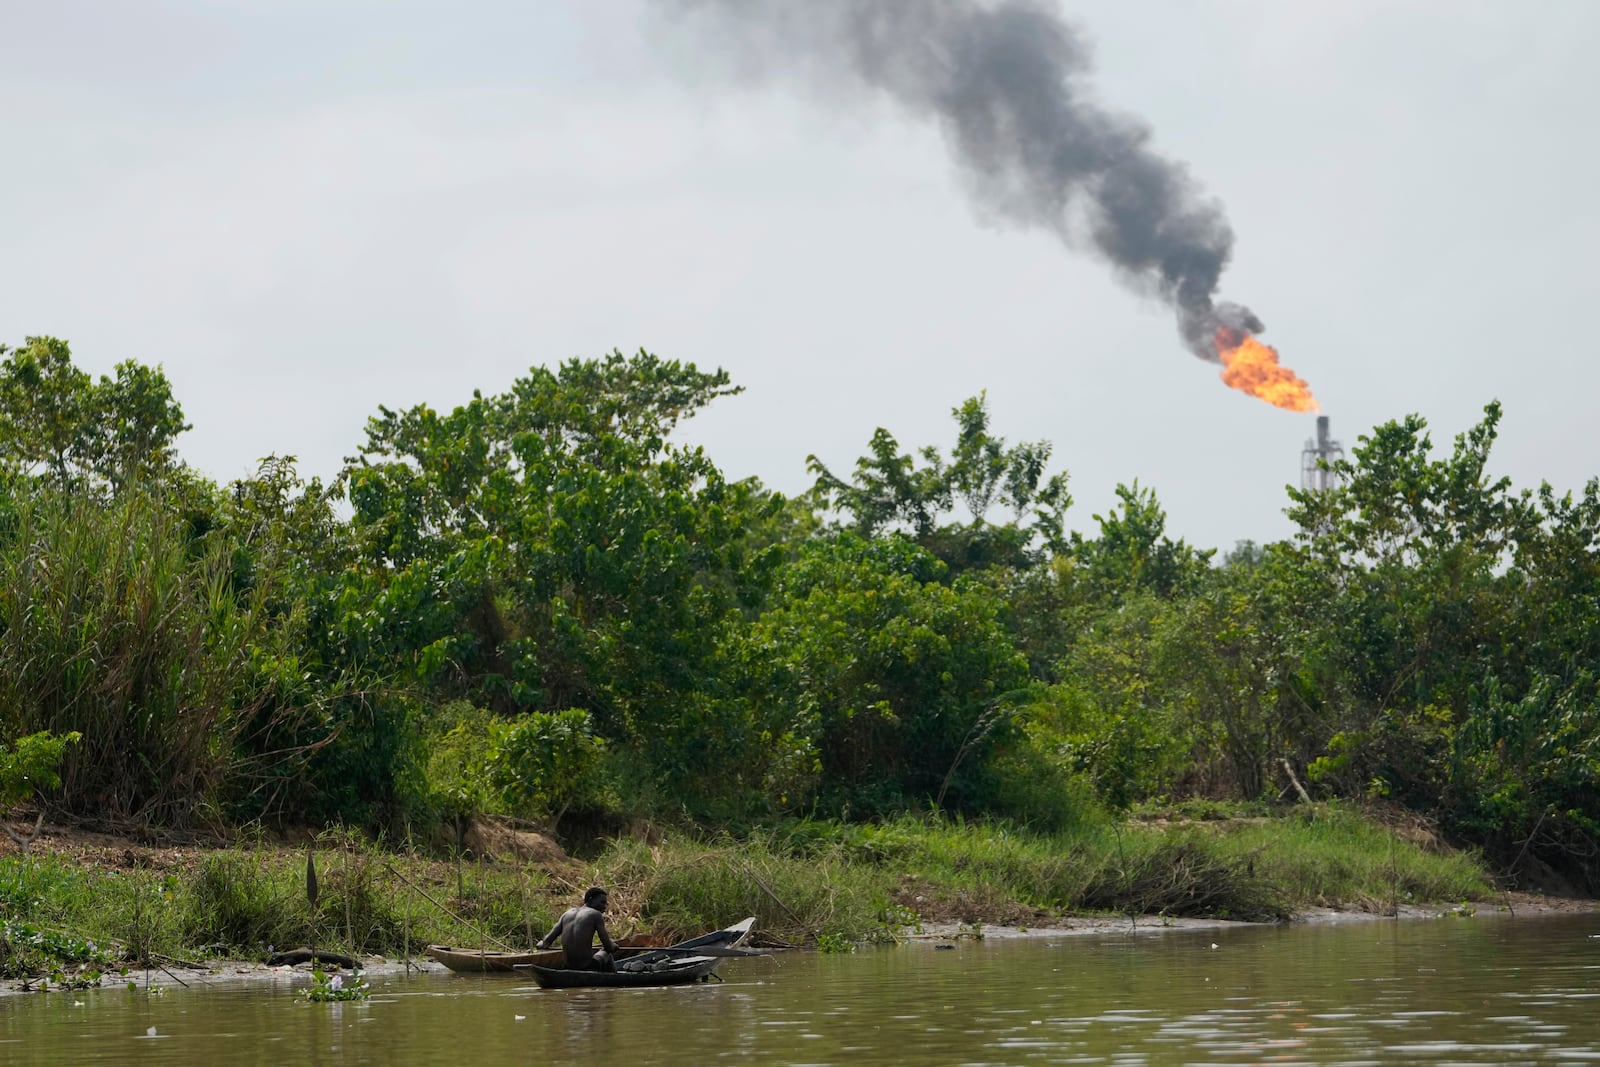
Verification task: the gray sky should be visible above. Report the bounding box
[4,1,1597,552]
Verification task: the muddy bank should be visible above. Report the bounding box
[907,891,1596,943]
[9,893,1589,998]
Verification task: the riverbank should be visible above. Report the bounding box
[910,890,1597,941]
[8,892,1593,999]
[3,804,1587,994]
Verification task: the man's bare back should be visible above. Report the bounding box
[537,887,619,971]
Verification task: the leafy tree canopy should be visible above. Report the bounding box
[808,392,1071,572]
[0,336,189,491]
[340,349,776,744]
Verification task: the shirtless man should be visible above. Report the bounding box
[536,886,620,971]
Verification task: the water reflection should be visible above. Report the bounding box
[1,912,1596,1065]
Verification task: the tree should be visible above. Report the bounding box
[719,533,1031,817]
[1022,594,1191,809]
[488,709,607,835]
[1281,404,1533,805]
[0,337,189,491]
[1154,552,1310,800]
[1272,402,1600,888]
[211,456,416,829]
[809,427,950,540]
[808,393,1072,573]
[0,731,81,856]
[1072,482,1213,604]
[340,350,776,808]
[91,359,191,489]
[0,337,94,486]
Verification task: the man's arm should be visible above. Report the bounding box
[535,915,566,950]
[596,916,619,955]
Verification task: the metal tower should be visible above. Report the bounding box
[1300,415,1344,491]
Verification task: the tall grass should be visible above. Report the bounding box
[1222,805,1492,908]
[594,808,1465,939]
[770,808,1493,924]
[599,833,897,943]
[0,484,300,826]
[0,833,563,968]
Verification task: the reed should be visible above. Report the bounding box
[764,808,1487,924]
[1221,804,1492,909]
[0,483,307,827]
[600,833,896,944]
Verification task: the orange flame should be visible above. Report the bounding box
[1214,329,1318,413]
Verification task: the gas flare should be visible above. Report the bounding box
[1214,329,1318,413]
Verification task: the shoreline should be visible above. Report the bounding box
[3,814,1593,998]
[907,891,1595,943]
[8,893,1591,998]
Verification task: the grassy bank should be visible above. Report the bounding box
[0,805,1496,986]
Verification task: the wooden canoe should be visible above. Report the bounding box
[425,945,566,973]
[527,954,721,989]
[424,943,673,973]
[428,916,758,975]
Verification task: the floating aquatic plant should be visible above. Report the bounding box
[299,968,369,1002]
[815,932,854,954]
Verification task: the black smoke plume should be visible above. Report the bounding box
[658,0,1259,360]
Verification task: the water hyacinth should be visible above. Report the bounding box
[299,968,369,1002]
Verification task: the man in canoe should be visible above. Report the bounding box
[536,886,620,971]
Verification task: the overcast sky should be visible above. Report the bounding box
[4,1,1596,552]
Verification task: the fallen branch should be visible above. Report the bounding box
[1,811,46,856]
[1280,760,1313,805]
[149,951,208,970]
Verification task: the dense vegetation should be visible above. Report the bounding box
[2,335,1597,898]
[0,810,1491,985]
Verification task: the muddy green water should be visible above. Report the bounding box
[3,912,1598,1065]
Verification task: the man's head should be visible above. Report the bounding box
[583,886,608,910]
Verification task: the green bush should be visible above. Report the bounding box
[422,702,496,833]
[983,727,1107,833]
[488,709,607,833]
[0,731,81,808]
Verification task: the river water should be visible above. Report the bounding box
[3,911,1597,1065]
